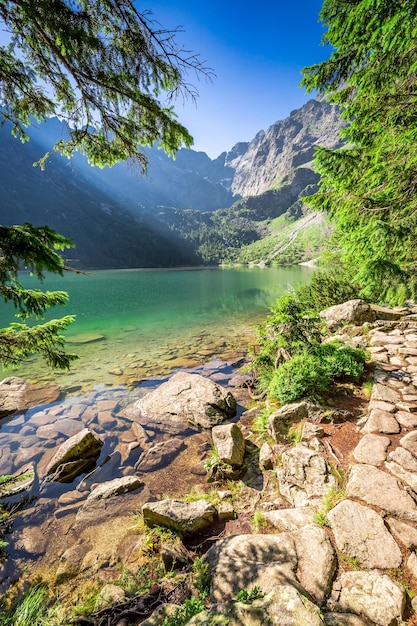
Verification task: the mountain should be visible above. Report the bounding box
[0,98,344,268]
[225,98,344,198]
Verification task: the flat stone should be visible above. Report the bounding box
[400,430,417,456]
[142,499,216,533]
[67,333,104,344]
[352,434,390,466]
[397,401,417,413]
[395,410,417,428]
[135,438,185,472]
[54,418,84,438]
[29,410,58,426]
[327,500,401,569]
[388,446,417,472]
[360,409,399,435]
[367,400,396,413]
[370,305,405,321]
[346,464,417,513]
[87,476,144,502]
[385,460,417,492]
[386,517,417,550]
[0,376,60,416]
[370,383,402,404]
[337,571,406,626]
[263,507,315,532]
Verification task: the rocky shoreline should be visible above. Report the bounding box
[2,302,417,624]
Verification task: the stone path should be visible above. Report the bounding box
[199,317,417,626]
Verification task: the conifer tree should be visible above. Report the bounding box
[0,0,209,369]
[302,0,417,304]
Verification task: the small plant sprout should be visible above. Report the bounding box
[236,586,264,603]
[251,510,267,533]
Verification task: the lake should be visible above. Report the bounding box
[1,266,313,393]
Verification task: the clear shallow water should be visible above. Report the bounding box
[1,266,312,392]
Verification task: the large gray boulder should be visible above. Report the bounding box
[207,528,335,609]
[277,444,337,507]
[327,499,402,569]
[142,499,216,533]
[336,571,406,626]
[133,372,236,429]
[206,533,298,604]
[320,299,376,331]
[212,423,245,467]
[292,524,337,606]
[45,428,103,482]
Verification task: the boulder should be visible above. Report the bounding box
[259,442,274,470]
[336,571,406,626]
[327,500,402,569]
[212,423,245,467]
[292,524,337,605]
[45,428,103,482]
[133,372,236,429]
[320,300,376,331]
[142,499,216,533]
[267,402,310,442]
[206,533,298,604]
[277,444,337,507]
[0,376,60,417]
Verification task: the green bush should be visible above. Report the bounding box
[268,343,367,404]
[296,269,361,313]
[268,352,330,404]
[314,342,367,380]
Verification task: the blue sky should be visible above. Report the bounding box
[147,1,328,157]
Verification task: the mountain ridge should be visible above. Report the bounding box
[1,98,344,268]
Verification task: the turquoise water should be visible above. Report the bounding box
[1,266,312,391]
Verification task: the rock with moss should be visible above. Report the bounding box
[45,428,103,483]
[0,462,35,498]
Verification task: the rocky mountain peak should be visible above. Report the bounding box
[225,98,345,198]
